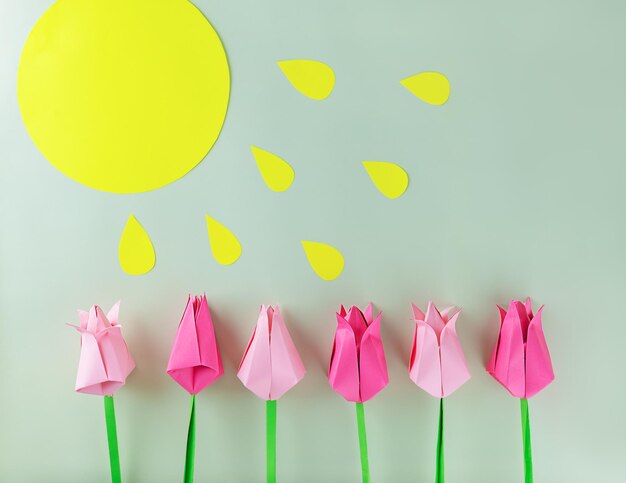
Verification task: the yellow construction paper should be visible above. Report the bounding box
[251,146,295,192]
[206,215,242,265]
[362,161,409,199]
[277,60,335,100]
[301,241,344,281]
[400,72,450,105]
[17,0,230,193]
[118,215,156,275]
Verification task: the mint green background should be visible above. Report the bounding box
[1,0,625,481]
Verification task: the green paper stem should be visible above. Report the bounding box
[436,398,445,483]
[184,394,197,483]
[103,396,122,483]
[520,398,534,483]
[355,402,370,483]
[266,399,277,483]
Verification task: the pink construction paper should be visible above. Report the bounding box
[328,304,389,403]
[409,302,471,398]
[68,302,135,396]
[237,305,306,400]
[487,298,554,398]
[167,295,224,395]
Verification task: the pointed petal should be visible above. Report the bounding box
[424,302,445,337]
[359,313,388,402]
[237,309,272,399]
[346,306,367,347]
[268,308,306,399]
[328,320,360,402]
[408,321,442,397]
[107,301,121,326]
[411,303,425,321]
[525,298,534,320]
[525,307,554,398]
[167,297,203,393]
[440,312,471,396]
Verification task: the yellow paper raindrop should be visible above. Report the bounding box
[17,0,230,193]
[118,215,156,275]
[401,72,450,105]
[206,215,242,265]
[362,161,409,199]
[277,60,335,100]
[251,146,295,192]
[301,241,344,281]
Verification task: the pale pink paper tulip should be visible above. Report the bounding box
[167,295,224,394]
[238,305,306,400]
[409,302,471,398]
[328,304,388,403]
[487,298,554,398]
[68,302,135,396]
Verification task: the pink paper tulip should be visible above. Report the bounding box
[409,302,471,398]
[68,302,135,396]
[167,295,224,394]
[328,304,389,403]
[238,305,306,400]
[487,298,554,398]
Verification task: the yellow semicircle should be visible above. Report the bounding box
[206,215,242,265]
[118,215,156,275]
[401,72,450,105]
[251,146,295,192]
[301,241,344,281]
[362,161,409,199]
[277,60,335,100]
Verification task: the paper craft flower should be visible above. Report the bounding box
[68,302,135,396]
[167,295,224,394]
[487,298,554,398]
[238,305,306,400]
[328,304,389,403]
[409,302,471,398]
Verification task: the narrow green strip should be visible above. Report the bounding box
[266,399,277,483]
[520,398,534,483]
[103,396,122,483]
[435,398,445,483]
[184,394,196,483]
[355,402,370,483]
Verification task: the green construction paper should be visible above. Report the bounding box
[103,396,121,483]
[436,398,445,483]
[355,402,370,483]
[184,394,196,483]
[266,399,277,483]
[520,398,534,483]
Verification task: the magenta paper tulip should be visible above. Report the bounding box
[237,305,306,400]
[68,302,135,396]
[409,302,471,398]
[328,304,389,403]
[487,298,554,398]
[167,295,224,394]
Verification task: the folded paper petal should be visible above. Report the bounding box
[237,306,305,400]
[487,299,554,398]
[70,304,135,396]
[409,302,470,398]
[329,305,388,403]
[167,295,224,394]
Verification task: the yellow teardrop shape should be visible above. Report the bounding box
[118,215,156,275]
[301,241,344,281]
[277,60,335,100]
[362,161,409,199]
[401,72,450,105]
[251,146,295,192]
[206,215,242,265]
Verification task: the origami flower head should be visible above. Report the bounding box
[328,304,388,403]
[237,305,305,400]
[167,295,224,394]
[409,302,471,398]
[68,302,135,396]
[487,299,554,398]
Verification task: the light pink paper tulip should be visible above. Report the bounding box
[328,304,388,403]
[167,295,224,394]
[68,302,135,396]
[238,305,306,400]
[487,298,554,398]
[409,302,471,398]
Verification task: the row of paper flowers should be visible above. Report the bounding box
[69,296,554,400]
